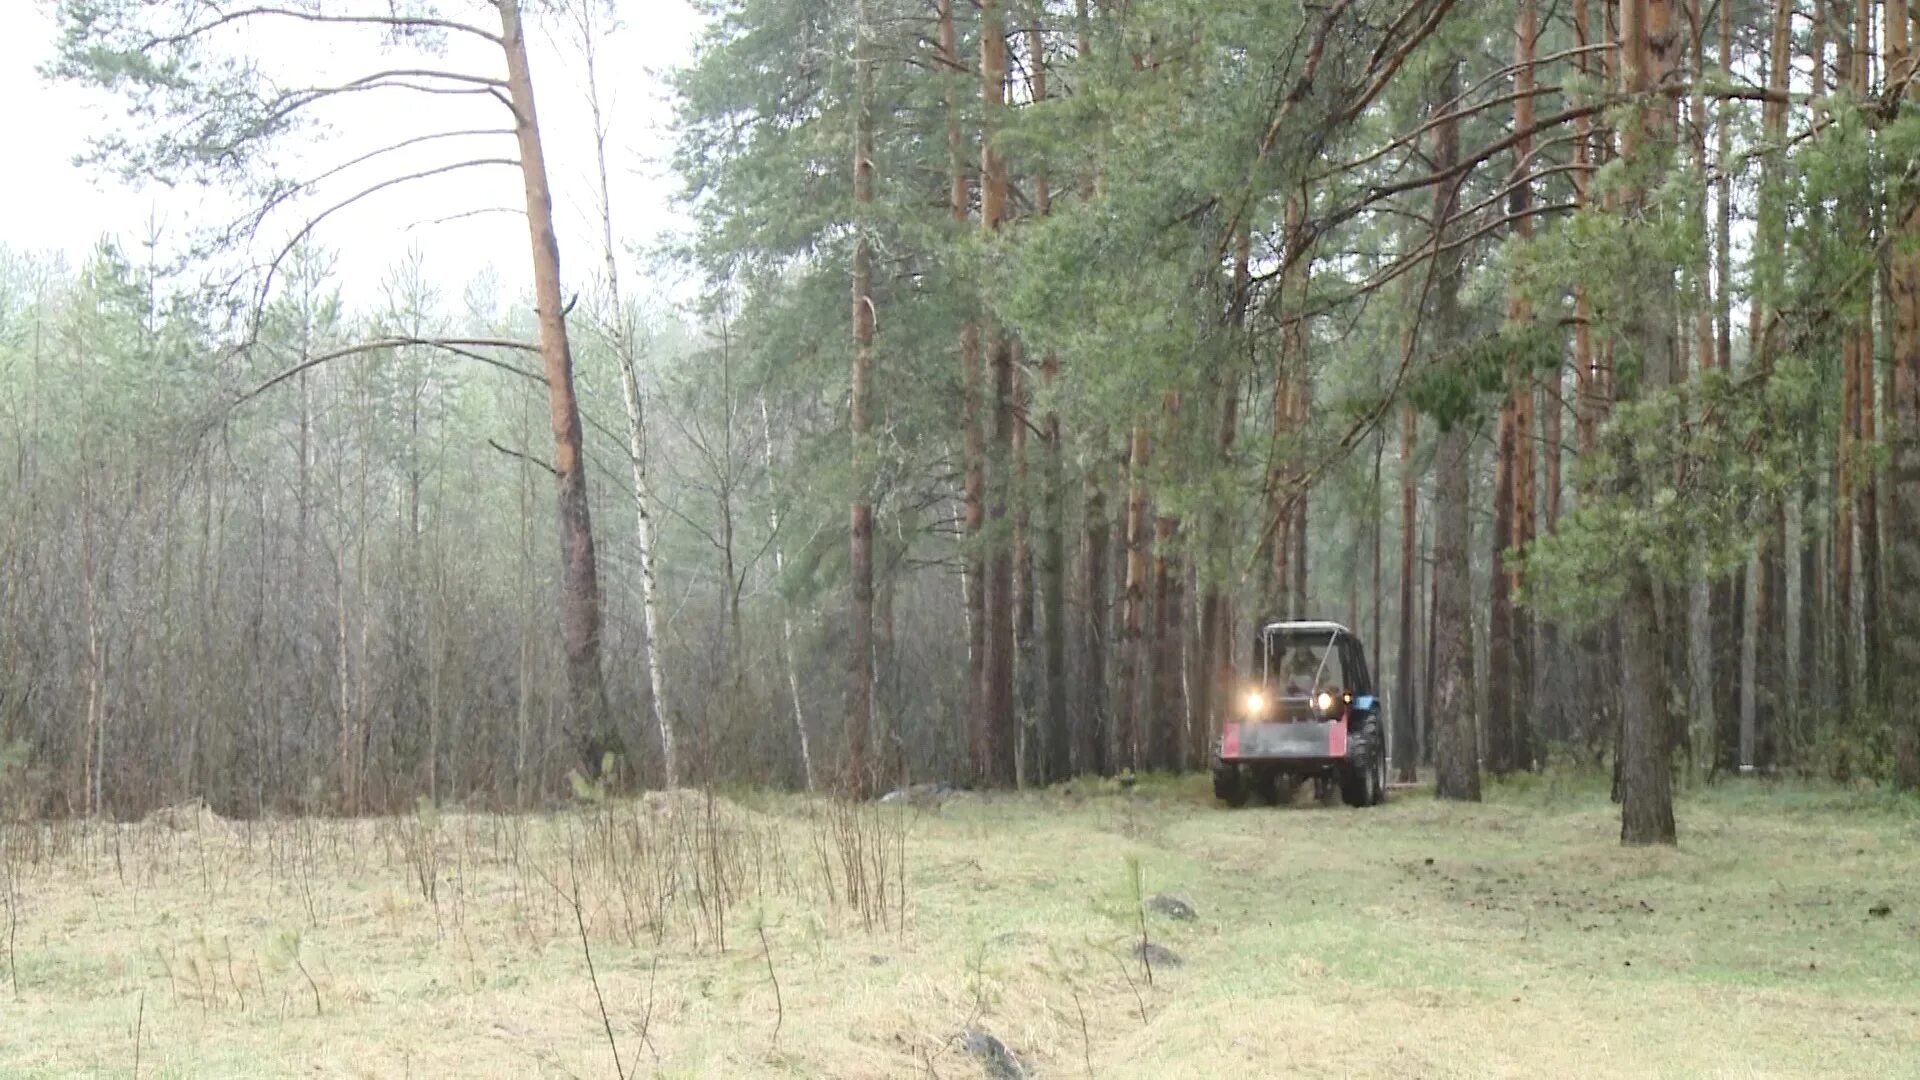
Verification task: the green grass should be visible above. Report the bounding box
[1,779,1916,1077]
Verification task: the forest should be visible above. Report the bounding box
[5,0,1920,840]
[8,1,1920,1075]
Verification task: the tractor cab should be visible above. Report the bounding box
[1214,620,1386,808]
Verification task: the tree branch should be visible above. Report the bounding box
[155,5,502,48]
[234,336,545,409]
[247,158,521,319]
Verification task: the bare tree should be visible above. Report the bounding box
[572,0,678,787]
[51,0,619,780]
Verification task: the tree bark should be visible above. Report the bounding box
[1396,404,1420,782]
[1616,0,1678,844]
[847,0,877,798]
[1117,424,1151,773]
[1428,57,1480,803]
[1269,195,1310,620]
[499,0,612,778]
[1019,21,1071,786]
[1083,447,1112,775]
[1853,0,1883,721]
[978,0,1017,787]
[1885,0,1920,790]
[1148,393,1183,771]
[1201,224,1249,766]
[1507,0,1538,775]
[1013,344,1036,783]
[943,0,988,783]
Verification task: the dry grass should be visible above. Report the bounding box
[1,777,1917,1078]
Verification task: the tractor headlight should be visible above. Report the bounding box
[1314,690,1338,716]
[1243,689,1267,716]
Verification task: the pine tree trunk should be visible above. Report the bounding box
[1269,194,1310,620]
[1148,394,1183,771]
[1428,57,1480,803]
[978,0,1017,786]
[1490,405,1516,777]
[1616,0,1678,843]
[499,0,612,778]
[1742,0,1797,771]
[1855,0,1883,734]
[1395,405,1420,782]
[1200,226,1249,769]
[1885,0,1920,790]
[1118,425,1151,773]
[847,0,877,798]
[1573,0,1597,459]
[1020,24,1071,786]
[943,0,989,784]
[1040,356,1070,784]
[1012,344,1036,784]
[1508,0,1537,774]
[1083,445,1111,775]
[1705,0,1740,772]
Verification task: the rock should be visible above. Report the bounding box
[1133,941,1182,968]
[1146,893,1198,921]
[877,782,966,810]
[960,1029,1027,1080]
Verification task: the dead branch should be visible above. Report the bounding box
[235,336,545,409]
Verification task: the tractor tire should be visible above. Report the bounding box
[1251,766,1286,806]
[1339,760,1371,807]
[1341,728,1384,808]
[1213,763,1249,808]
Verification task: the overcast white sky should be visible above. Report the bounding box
[2,1,705,311]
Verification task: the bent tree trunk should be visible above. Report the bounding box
[500,0,612,775]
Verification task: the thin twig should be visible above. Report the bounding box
[292,950,322,1017]
[1070,981,1093,1077]
[549,844,625,1080]
[758,920,783,1049]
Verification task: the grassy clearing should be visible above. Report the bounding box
[1,778,1916,1078]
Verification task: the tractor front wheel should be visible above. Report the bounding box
[1213,763,1249,808]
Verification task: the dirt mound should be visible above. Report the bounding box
[143,797,233,836]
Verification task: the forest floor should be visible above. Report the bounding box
[1,775,1917,1078]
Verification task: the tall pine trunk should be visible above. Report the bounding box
[1083,448,1112,775]
[1148,394,1183,771]
[500,0,612,777]
[1395,404,1420,782]
[1886,0,1920,789]
[1429,57,1480,803]
[1118,426,1151,772]
[978,0,1018,786]
[847,0,877,798]
[1853,0,1884,721]
[1200,225,1249,767]
[1617,0,1678,844]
